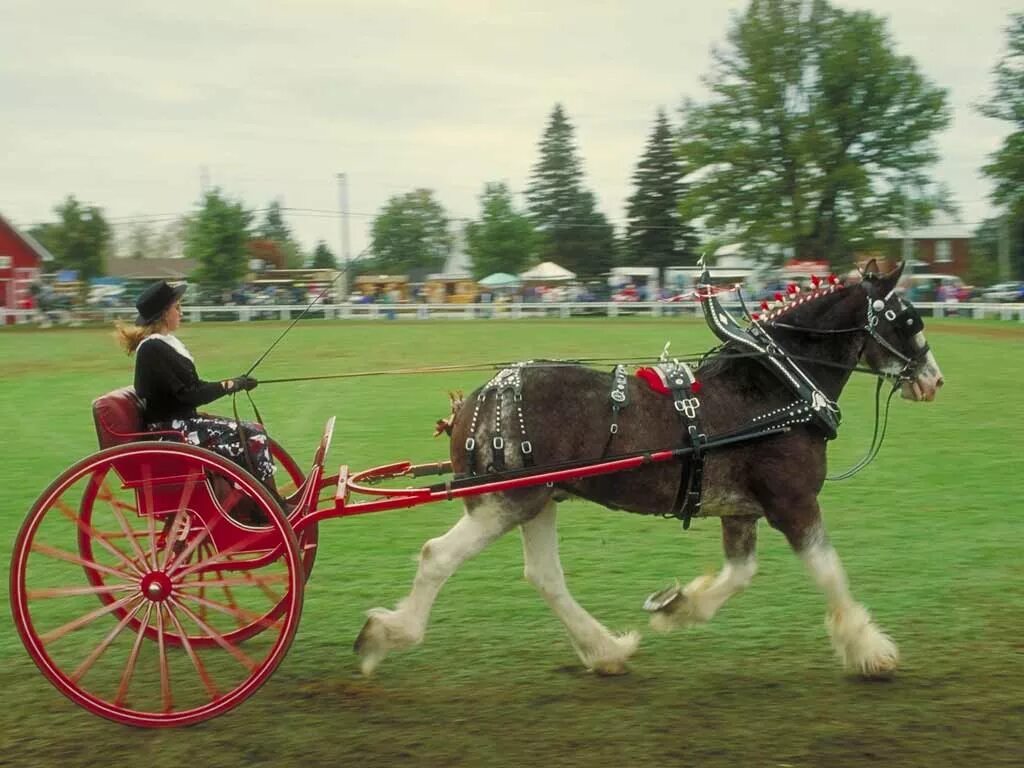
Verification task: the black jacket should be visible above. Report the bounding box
[134,337,226,423]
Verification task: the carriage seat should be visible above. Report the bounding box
[92,387,183,449]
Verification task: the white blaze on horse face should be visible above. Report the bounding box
[900,331,944,402]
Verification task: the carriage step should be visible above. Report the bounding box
[334,464,350,510]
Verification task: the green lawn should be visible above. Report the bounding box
[1,317,1022,767]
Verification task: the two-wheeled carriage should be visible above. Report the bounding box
[11,386,711,727]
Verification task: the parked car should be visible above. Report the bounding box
[979,281,1024,303]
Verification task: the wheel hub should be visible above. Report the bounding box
[140,572,173,602]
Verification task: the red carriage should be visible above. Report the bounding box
[10,386,704,727]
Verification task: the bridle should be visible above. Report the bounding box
[768,287,929,384]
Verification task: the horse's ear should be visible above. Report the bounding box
[884,261,906,284]
[861,258,880,278]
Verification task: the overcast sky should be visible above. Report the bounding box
[1,0,1018,259]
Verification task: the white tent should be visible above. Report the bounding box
[519,261,576,281]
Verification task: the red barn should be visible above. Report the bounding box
[0,213,53,319]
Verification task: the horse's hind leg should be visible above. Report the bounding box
[520,501,640,674]
[645,515,759,632]
[773,497,899,677]
[354,496,517,676]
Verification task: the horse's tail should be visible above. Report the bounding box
[433,390,465,437]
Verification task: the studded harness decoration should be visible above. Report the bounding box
[464,363,534,475]
[698,268,843,439]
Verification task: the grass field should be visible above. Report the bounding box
[2,316,1023,767]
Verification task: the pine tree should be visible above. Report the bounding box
[311,241,337,269]
[525,104,614,277]
[625,109,699,272]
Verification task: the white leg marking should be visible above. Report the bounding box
[648,556,757,633]
[801,539,899,677]
[521,503,640,674]
[355,499,510,675]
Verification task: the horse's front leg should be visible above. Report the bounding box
[644,515,759,632]
[772,497,899,677]
[521,501,640,674]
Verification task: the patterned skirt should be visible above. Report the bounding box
[148,415,275,482]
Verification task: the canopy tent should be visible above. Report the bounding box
[478,272,522,288]
[519,261,576,281]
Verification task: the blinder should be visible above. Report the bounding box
[864,291,929,377]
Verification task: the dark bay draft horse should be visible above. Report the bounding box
[355,261,944,678]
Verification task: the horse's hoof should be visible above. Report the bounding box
[643,581,682,612]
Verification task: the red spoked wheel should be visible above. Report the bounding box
[74,438,318,650]
[10,443,304,727]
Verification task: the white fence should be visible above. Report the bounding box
[3,301,1024,326]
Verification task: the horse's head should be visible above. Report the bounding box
[858,260,944,402]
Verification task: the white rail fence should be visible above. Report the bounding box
[3,301,1024,326]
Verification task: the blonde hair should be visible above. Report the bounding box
[114,319,164,354]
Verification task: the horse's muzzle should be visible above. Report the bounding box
[901,353,944,402]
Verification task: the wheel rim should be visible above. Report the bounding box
[74,439,316,648]
[11,444,304,727]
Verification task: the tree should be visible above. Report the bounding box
[28,196,111,278]
[678,0,951,265]
[125,222,154,260]
[465,182,537,278]
[625,109,700,271]
[311,240,337,269]
[257,200,304,269]
[370,189,452,274]
[978,12,1024,278]
[525,104,615,277]
[185,189,253,293]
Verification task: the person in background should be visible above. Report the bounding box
[114,280,283,505]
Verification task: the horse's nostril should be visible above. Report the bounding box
[936,377,945,389]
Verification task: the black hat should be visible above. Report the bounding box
[135,280,188,326]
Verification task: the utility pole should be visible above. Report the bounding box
[998,210,1011,281]
[901,188,913,267]
[336,172,351,299]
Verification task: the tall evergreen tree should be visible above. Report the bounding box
[978,12,1024,278]
[679,0,950,266]
[465,182,537,278]
[311,240,337,269]
[257,200,304,268]
[625,109,699,271]
[525,104,615,277]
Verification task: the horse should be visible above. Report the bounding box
[354,260,944,679]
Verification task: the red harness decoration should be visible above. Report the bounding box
[636,367,702,398]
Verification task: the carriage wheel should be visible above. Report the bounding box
[10,444,304,727]
[74,438,318,649]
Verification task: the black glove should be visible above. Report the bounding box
[232,375,258,392]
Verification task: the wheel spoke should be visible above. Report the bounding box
[156,605,172,713]
[40,592,142,645]
[164,514,225,575]
[31,542,139,583]
[171,532,270,580]
[173,590,281,630]
[115,602,154,707]
[103,477,152,574]
[167,597,258,671]
[57,499,146,578]
[28,583,137,599]
[71,596,147,682]
[160,471,200,569]
[164,604,220,700]
[174,573,289,590]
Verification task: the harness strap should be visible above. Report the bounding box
[662,361,706,529]
[601,364,631,457]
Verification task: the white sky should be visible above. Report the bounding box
[1,0,1018,259]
